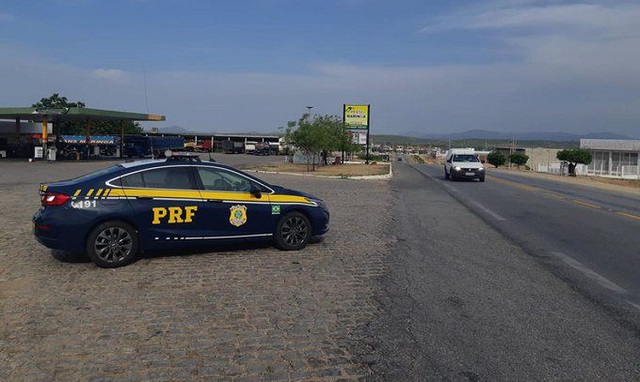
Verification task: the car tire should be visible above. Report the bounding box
[444,169,449,179]
[86,221,139,268]
[450,173,456,181]
[480,176,485,182]
[274,211,311,251]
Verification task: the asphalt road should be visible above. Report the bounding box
[416,162,640,311]
[364,159,640,381]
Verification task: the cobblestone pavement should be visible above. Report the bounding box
[0,158,393,381]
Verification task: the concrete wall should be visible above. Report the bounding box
[525,147,563,170]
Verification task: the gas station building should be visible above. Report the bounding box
[0,107,165,159]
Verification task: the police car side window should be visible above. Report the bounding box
[121,172,145,187]
[121,168,196,190]
[197,168,253,192]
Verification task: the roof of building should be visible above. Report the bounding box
[0,107,165,122]
[580,139,640,151]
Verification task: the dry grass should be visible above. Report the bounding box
[246,162,391,177]
[488,167,640,191]
[588,176,640,189]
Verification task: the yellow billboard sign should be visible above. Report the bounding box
[344,104,369,130]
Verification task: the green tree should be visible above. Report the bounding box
[487,151,507,168]
[282,113,352,171]
[557,149,592,176]
[32,93,86,109]
[32,93,143,135]
[326,116,358,163]
[509,152,529,168]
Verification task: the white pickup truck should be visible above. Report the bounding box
[444,148,485,182]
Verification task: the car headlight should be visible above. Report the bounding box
[310,198,327,209]
[454,166,461,171]
[479,168,485,171]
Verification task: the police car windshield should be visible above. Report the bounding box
[453,154,479,162]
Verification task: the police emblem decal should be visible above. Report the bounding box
[229,205,248,227]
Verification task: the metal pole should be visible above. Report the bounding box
[342,104,346,164]
[15,117,20,144]
[120,120,125,158]
[365,104,371,164]
[306,106,313,122]
[86,118,91,160]
[42,116,48,161]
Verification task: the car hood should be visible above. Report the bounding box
[451,162,484,169]
[270,185,322,201]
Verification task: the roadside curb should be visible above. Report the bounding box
[245,163,393,180]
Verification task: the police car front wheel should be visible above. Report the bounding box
[275,212,311,251]
[86,221,139,268]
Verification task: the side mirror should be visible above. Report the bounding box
[250,185,262,199]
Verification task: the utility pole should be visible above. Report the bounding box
[305,106,313,122]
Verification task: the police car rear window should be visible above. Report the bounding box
[70,165,123,183]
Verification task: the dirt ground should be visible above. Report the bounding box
[490,166,640,191]
[246,162,391,177]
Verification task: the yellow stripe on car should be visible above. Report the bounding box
[270,195,314,205]
[200,190,269,202]
[111,188,202,199]
[107,188,314,205]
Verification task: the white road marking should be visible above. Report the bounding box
[627,301,640,312]
[552,251,628,294]
[471,201,506,221]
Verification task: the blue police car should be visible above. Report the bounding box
[33,154,330,268]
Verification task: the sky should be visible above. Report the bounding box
[1,0,639,138]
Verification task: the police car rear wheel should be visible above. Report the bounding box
[275,212,311,251]
[86,221,139,268]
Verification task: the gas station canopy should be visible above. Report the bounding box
[0,107,165,122]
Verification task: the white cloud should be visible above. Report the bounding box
[420,2,640,36]
[0,12,15,23]
[91,69,127,80]
[1,4,639,141]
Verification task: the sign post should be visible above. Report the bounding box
[343,104,371,163]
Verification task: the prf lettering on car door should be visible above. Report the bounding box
[152,206,198,224]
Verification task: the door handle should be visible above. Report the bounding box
[207,199,223,203]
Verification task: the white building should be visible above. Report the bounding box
[580,139,640,179]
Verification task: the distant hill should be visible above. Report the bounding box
[399,129,631,142]
[147,126,281,137]
[372,134,580,149]
[146,126,630,149]
[151,125,190,134]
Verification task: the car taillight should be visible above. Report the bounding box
[41,192,70,206]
